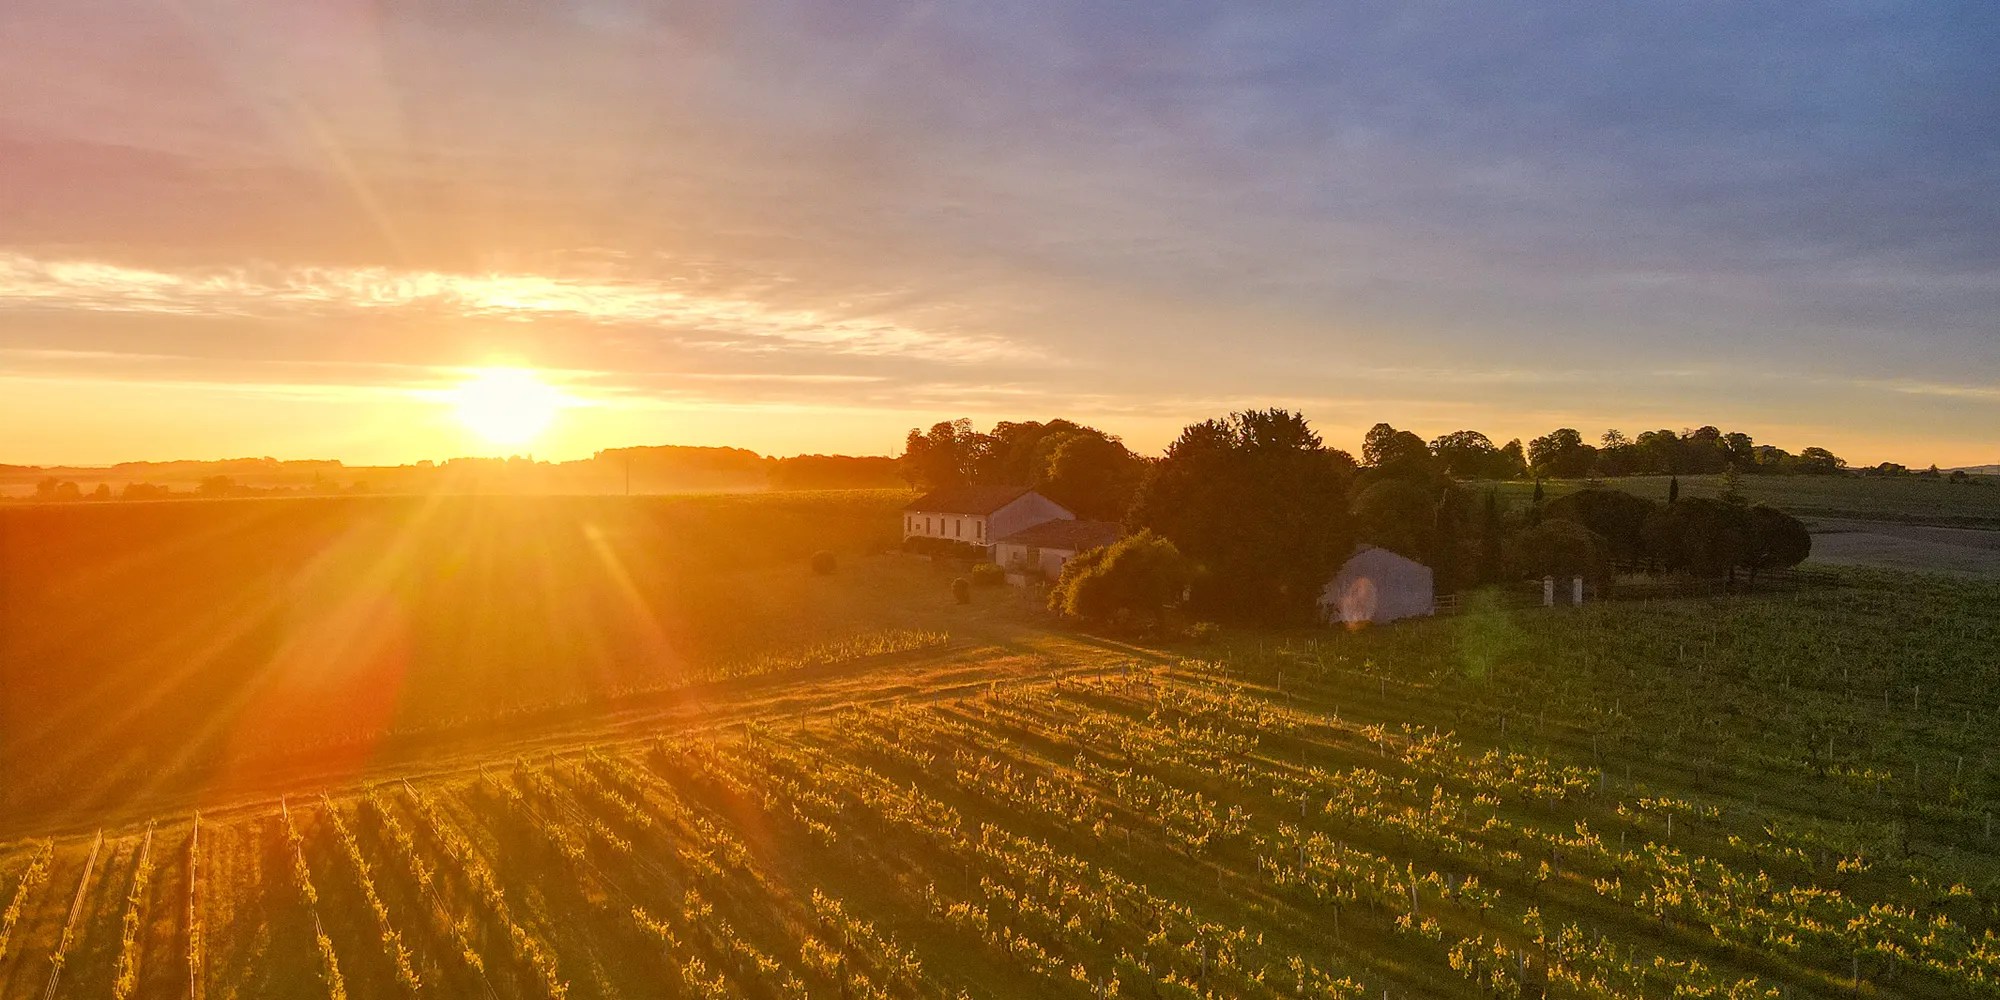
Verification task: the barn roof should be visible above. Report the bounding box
[996,519,1121,552]
[902,484,1035,514]
[1337,544,1433,575]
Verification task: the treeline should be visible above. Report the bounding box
[902,418,1146,519]
[1392,424,1848,479]
[898,418,1880,509]
[13,446,906,500]
[909,412,1814,624]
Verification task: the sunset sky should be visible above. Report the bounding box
[2,2,1996,467]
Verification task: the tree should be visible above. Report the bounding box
[199,475,235,498]
[1476,489,1506,585]
[1498,439,1528,478]
[1362,423,1432,475]
[1507,519,1610,588]
[1596,429,1644,476]
[89,483,111,501]
[1128,409,1356,622]
[1033,431,1145,520]
[1541,488,1660,568]
[1738,505,1811,587]
[1797,447,1845,474]
[1047,531,1191,624]
[1682,426,1729,474]
[1644,497,1745,580]
[902,419,987,488]
[1527,428,1597,478]
[1724,432,1757,470]
[35,478,82,501]
[982,419,1083,484]
[1351,479,1436,560]
[1719,464,1747,506]
[1636,429,1682,474]
[1430,430,1515,479]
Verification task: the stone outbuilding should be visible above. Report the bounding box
[1318,545,1434,625]
[994,518,1122,583]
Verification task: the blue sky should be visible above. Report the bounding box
[1,1,1995,465]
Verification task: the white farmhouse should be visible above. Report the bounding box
[901,486,1073,553]
[1318,545,1434,625]
[994,519,1122,583]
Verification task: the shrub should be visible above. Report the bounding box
[810,551,837,575]
[1047,530,1191,623]
[951,577,972,604]
[1506,519,1611,588]
[970,562,1006,586]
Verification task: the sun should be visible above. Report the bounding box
[452,367,562,446]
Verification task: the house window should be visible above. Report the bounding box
[975,520,983,539]
[926,517,932,534]
[954,519,962,538]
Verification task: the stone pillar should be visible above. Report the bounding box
[1573,576,1584,606]
[1543,576,1555,607]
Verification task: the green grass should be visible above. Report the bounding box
[2,564,1995,999]
[1488,474,2000,527]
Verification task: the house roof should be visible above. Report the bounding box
[996,519,1122,552]
[903,484,1035,515]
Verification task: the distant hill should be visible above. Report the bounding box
[1948,464,2000,475]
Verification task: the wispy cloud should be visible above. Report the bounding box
[1856,378,2000,402]
[0,253,1026,363]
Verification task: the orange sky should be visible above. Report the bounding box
[2,3,1995,469]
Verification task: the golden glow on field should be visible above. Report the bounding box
[453,367,564,446]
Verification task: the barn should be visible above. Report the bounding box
[1318,545,1434,625]
[994,519,1122,583]
[901,485,1073,554]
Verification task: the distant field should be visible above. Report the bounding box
[1490,473,2000,528]
[0,491,919,827]
[1,563,1995,999]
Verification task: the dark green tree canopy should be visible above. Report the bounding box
[1528,428,1597,479]
[901,418,984,488]
[902,417,1141,497]
[1129,408,1355,622]
[1032,430,1146,520]
[1362,422,1434,475]
[1429,430,1521,479]
[1506,519,1610,586]
[1541,488,1659,567]
[1740,505,1812,584]
[1351,478,1436,559]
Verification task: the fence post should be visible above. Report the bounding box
[1542,576,1555,607]
[1573,576,1584,606]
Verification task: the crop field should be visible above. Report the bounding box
[0,492,926,828]
[1,563,1995,999]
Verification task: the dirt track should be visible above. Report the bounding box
[1806,517,2000,576]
